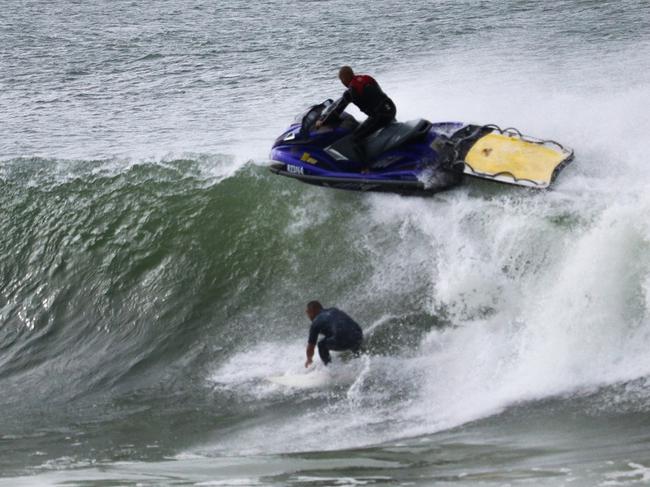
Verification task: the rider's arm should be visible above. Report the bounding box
[305,343,315,368]
[305,320,320,367]
[321,89,352,124]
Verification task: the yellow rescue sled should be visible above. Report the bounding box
[460,125,574,189]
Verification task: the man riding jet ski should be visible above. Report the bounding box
[316,66,397,148]
[269,75,574,195]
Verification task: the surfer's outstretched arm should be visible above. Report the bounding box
[305,343,315,368]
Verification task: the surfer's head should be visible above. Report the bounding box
[338,66,354,86]
[306,300,323,321]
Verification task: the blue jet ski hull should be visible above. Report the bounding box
[268,162,449,195]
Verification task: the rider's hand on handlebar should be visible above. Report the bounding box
[315,119,323,129]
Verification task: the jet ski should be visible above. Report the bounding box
[269,100,574,195]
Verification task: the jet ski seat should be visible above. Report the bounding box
[325,119,432,167]
[362,119,432,162]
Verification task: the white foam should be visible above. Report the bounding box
[602,462,650,486]
[353,47,650,438]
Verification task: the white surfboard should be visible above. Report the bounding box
[267,370,331,389]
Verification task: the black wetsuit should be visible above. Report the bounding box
[308,308,363,365]
[325,75,396,140]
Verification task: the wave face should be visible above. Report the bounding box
[2,0,650,484]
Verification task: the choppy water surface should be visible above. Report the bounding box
[2,1,650,485]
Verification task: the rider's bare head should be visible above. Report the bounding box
[306,300,323,321]
[338,66,354,86]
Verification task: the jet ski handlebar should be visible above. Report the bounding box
[298,99,335,136]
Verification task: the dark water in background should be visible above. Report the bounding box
[2,1,650,485]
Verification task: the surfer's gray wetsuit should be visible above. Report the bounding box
[308,307,363,365]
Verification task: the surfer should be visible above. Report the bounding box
[305,301,363,367]
[316,66,396,141]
